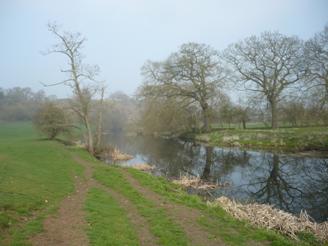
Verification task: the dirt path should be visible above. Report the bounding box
[30,156,93,246]
[30,155,226,246]
[30,156,158,246]
[121,170,225,246]
[96,182,159,246]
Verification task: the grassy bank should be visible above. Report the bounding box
[0,122,83,245]
[188,127,328,152]
[0,122,324,245]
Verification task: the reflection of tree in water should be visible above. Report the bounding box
[201,147,251,182]
[128,138,200,177]
[211,149,250,182]
[200,146,213,180]
[246,154,305,212]
[301,159,328,221]
[245,155,328,221]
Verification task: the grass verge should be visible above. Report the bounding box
[126,168,323,246]
[0,122,83,245]
[189,127,328,152]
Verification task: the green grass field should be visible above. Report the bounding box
[0,122,324,245]
[0,122,83,244]
[191,126,328,152]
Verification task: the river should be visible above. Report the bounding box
[103,133,328,222]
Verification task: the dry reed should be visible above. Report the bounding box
[173,176,221,190]
[132,163,154,171]
[109,148,133,161]
[209,196,328,242]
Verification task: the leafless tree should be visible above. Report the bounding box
[304,24,328,107]
[45,23,102,153]
[224,32,305,128]
[142,43,228,132]
[95,85,106,150]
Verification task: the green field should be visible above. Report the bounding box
[0,122,323,245]
[190,126,328,153]
[0,122,83,244]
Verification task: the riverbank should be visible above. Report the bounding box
[184,126,328,153]
[0,122,325,245]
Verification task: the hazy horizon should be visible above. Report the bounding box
[1,0,327,98]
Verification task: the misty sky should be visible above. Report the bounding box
[1,0,327,98]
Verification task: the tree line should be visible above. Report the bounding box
[138,25,328,133]
[0,87,49,121]
[2,23,327,155]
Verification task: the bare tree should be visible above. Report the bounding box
[304,25,328,107]
[142,43,228,132]
[224,32,305,129]
[95,85,106,150]
[46,23,101,153]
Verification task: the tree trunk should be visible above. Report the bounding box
[202,104,211,132]
[84,116,94,154]
[95,87,105,150]
[242,119,246,129]
[96,112,102,150]
[270,100,278,129]
[201,146,213,181]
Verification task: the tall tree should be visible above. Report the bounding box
[142,43,228,132]
[304,24,328,106]
[46,23,101,153]
[95,85,106,150]
[224,32,305,128]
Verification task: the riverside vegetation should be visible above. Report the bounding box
[1,122,327,245]
[184,126,328,153]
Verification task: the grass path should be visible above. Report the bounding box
[29,156,93,246]
[29,154,226,245]
[121,169,223,246]
[77,156,158,246]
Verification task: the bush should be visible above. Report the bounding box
[33,102,71,139]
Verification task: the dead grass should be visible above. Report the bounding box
[209,196,328,242]
[97,146,133,161]
[132,163,154,171]
[173,176,225,190]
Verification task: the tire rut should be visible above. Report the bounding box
[31,156,158,246]
[121,169,225,246]
[30,156,93,246]
[95,182,159,246]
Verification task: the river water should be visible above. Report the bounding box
[104,134,328,222]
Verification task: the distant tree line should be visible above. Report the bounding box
[2,23,327,152]
[0,87,50,121]
[138,24,328,133]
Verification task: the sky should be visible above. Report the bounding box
[0,0,327,98]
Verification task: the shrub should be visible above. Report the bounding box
[33,102,71,139]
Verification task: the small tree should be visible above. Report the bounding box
[33,102,71,139]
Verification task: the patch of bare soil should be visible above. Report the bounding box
[121,169,225,246]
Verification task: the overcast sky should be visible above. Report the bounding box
[1,0,327,98]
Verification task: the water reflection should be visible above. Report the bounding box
[244,154,304,211]
[104,134,328,222]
